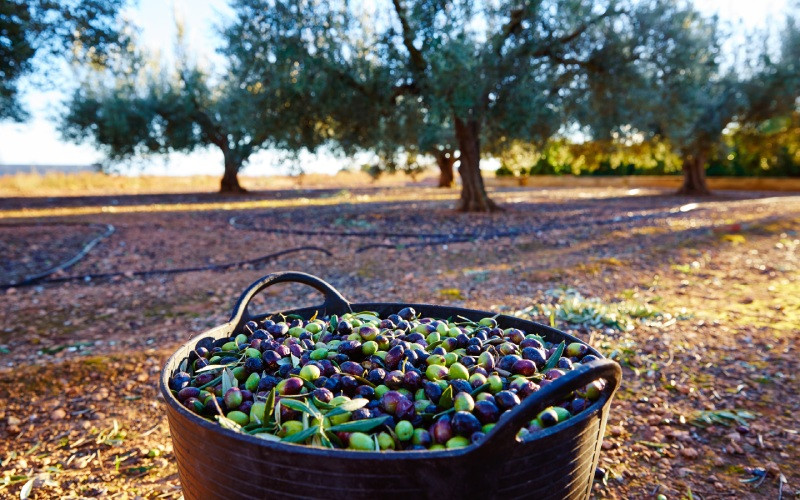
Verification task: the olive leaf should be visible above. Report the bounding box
[178,358,189,373]
[438,385,454,410]
[324,398,368,417]
[329,315,338,331]
[197,375,221,390]
[312,396,335,410]
[543,342,565,371]
[325,431,343,448]
[285,314,305,320]
[254,432,282,442]
[352,375,375,388]
[470,383,490,396]
[290,354,300,368]
[222,367,236,394]
[327,416,392,433]
[264,389,276,423]
[215,414,243,432]
[194,364,229,374]
[281,425,320,444]
[280,399,321,419]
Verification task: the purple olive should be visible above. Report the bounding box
[380,391,406,414]
[452,411,482,437]
[223,387,243,410]
[169,371,191,391]
[520,338,544,350]
[521,347,547,367]
[403,370,422,390]
[385,345,405,369]
[473,400,500,424]
[395,398,416,420]
[384,370,405,389]
[498,355,522,372]
[340,361,365,377]
[512,359,537,376]
[431,415,453,444]
[495,390,521,411]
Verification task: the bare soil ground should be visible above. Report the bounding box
[0,185,798,499]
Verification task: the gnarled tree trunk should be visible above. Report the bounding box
[454,117,499,212]
[435,151,455,188]
[220,149,247,193]
[678,150,710,195]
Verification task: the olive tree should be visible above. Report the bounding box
[1,0,128,121]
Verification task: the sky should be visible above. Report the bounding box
[0,0,793,177]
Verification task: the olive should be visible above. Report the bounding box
[537,407,559,427]
[313,387,334,403]
[351,408,372,421]
[244,357,264,374]
[384,345,405,369]
[337,320,353,336]
[261,350,282,369]
[498,354,522,372]
[445,436,470,449]
[580,354,599,364]
[378,432,395,450]
[565,342,588,358]
[570,397,588,413]
[516,380,539,398]
[512,359,537,376]
[431,415,453,444]
[380,391,405,414]
[177,386,201,403]
[367,368,387,385]
[521,347,547,367]
[453,392,475,412]
[412,428,432,447]
[469,373,487,389]
[238,401,254,415]
[545,369,565,380]
[194,372,216,386]
[245,373,260,392]
[226,410,249,426]
[278,376,304,395]
[395,398,416,420]
[477,351,495,371]
[397,307,416,321]
[268,323,289,336]
[519,337,544,350]
[223,387,243,410]
[340,375,359,395]
[396,420,414,441]
[359,325,379,341]
[340,361,365,377]
[355,385,375,400]
[257,374,281,392]
[170,372,191,391]
[425,364,449,381]
[449,379,473,395]
[506,328,526,344]
[473,400,500,424]
[486,375,504,394]
[274,345,291,357]
[448,363,469,381]
[424,381,443,403]
[494,390,521,411]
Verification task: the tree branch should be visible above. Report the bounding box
[391,0,426,73]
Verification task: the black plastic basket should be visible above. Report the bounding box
[160,272,622,500]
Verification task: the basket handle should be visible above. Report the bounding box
[229,272,351,330]
[475,359,622,454]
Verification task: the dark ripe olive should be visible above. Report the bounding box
[249,339,263,351]
[473,400,500,424]
[290,319,304,329]
[212,338,230,349]
[279,404,299,422]
[177,386,200,403]
[519,337,544,350]
[355,385,375,400]
[506,329,525,344]
[333,353,349,365]
[195,337,215,352]
[512,359,537,376]
[281,377,304,395]
[340,375,359,395]
[498,354,522,372]
[580,354,599,364]
[288,367,301,376]
[570,398,588,413]
[403,370,422,390]
[244,357,264,374]
[538,408,559,427]
[337,320,353,336]
[252,329,270,340]
[318,359,336,377]
[313,387,334,403]
[545,369,565,380]
[340,361,365,377]
[516,381,539,398]
[268,323,288,336]
[313,376,328,388]
[456,333,470,348]
[424,381,443,403]
[431,415,453,444]
[403,349,419,366]
[465,345,481,356]
[170,372,191,391]
[256,375,281,392]
[218,356,238,365]
[557,358,573,370]
[431,346,447,356]
[338,340,362,358]
[406,332,425,343]
[460,355,477,368]
[488,327,504,338]
[204,396,225,415]
[539,379,553,388]
[473,366,489,378]
[452,411,482,437]
[239,400,254,415]
[495,390,521,411]
[261,319,275,328]
[366,400,380,410]
[395,320,411,332]
[521,347,547,367]
[379,318,396,330]
[224,387,243,410]
[385,345,405,369]
[395,398,416,420]
[351,408,372,421]
[274,345,291,357]
[471,431,486,445]
[323,377,341,392]
[367,368,387,385]
[300,337,314,347]
[289,344,304,358]
[244,320,259,333]
[414,349,429,365]
[240,390,253,402]
[450,379,473,395]
[412,428,432,447]
[397,307,416,321]
[387,314,401,324]
[195,346,210,359]
[195,372,215,386]
[384,370,404,389]
[380,391,406,414]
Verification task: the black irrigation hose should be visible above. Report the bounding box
[10,246,333,288]
[1,222,116,287]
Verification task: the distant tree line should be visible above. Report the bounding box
[2,0,799,210]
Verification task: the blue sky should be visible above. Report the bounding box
[0,0,792,176]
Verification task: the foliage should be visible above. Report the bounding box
[0,0,129,121]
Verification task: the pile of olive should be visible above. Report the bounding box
[169,307,606,451]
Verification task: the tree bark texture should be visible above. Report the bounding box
[220,149,247,193]
[678,150,711,195]
[454,118,499,212]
